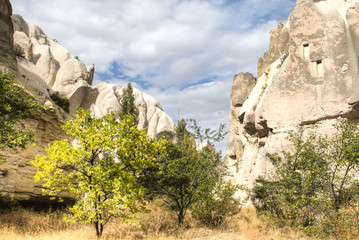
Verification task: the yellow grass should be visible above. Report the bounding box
[0,202,310,240]
[226,207,309,240]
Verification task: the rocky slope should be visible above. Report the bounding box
[225,0,359,197]
[0,0,175,206]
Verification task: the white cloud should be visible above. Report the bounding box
[11,0,297,153]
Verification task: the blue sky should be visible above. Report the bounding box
[11,0,297,153]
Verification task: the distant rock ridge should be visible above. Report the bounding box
[224,0,359,198]
[0,0,175,206]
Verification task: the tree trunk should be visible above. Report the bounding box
[178,208,185,227]
[95,221,103,238]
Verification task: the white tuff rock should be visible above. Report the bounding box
[225,0,359,199]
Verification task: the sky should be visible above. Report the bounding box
[11,0,297,154]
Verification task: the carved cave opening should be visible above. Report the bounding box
[303,43,310,60]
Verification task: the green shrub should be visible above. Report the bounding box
[50,93,69,113]
[252,118,359,238]
[0,73,42,162]
[191,181,241,228]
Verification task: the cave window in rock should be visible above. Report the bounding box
[303,43,310,60]
[315,60,324,77]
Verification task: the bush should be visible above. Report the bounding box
[50,93,69,113]
[192,181,241,228]
[252,118,359,238]
[138,199,182,234]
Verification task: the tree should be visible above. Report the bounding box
[32,108,164,238]
[175,118,192,145]
[145,119,227,226]
[0,73,41,162]
[253,118,359,237]
[119,82,139,125]
[186,118,227,145]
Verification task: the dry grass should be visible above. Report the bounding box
[0,202,311,240]
[226,207,309,240]
[0,209,93,240]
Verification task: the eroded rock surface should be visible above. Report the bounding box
[225,0,359,197]
[0,0,16,73]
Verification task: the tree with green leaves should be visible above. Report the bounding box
[119,82,139,125]
[174,118,192,145]
[253,118,359,237]
[32,108,164,238]
[144,118,228,226]
[186,118,227,145]
[0,73,41,162]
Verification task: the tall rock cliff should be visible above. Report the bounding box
[0,0,16,73]
[0,0,175,206]
[225,0,359,196]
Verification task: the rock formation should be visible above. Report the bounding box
[0,0,175,206]
[225,0,359,198]
[0,0,16,73]
[11,14,175,140]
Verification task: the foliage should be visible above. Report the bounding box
[175,119,192,146]
[32,108,164,238]
[191,181,241,228]
[50,93,70,113]
[144,118,227,226]
[252,118,359,237]
[0,73,42,162]
[119,82,139,125]
[186,118,227,145]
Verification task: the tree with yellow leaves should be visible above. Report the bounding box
[32,108,164,238]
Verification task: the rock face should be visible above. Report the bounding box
[224,0,359,197]
[0,0,16,73]
[0,1,175,206]
[0,2,71,205]
[226,73,256,163]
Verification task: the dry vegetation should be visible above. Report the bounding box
[0,200,310,240]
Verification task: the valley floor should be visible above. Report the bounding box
[0,205,310,240]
